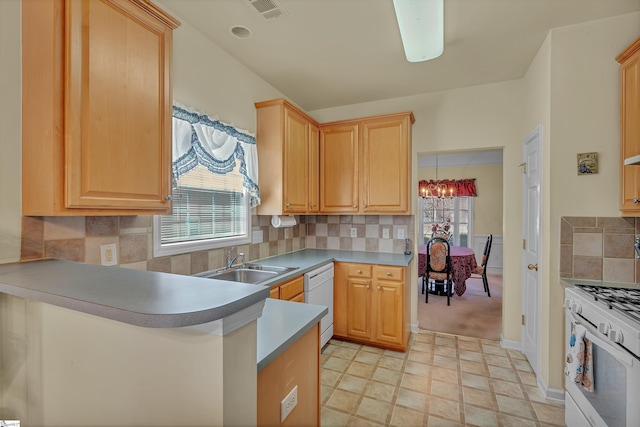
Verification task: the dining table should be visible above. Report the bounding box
[418,244,478,296]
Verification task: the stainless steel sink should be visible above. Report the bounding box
[199,263,298,285]
[207,268,277,284]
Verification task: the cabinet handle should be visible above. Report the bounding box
[357,270,362,274]
[377,286,381,290]
[634,198,639,204]
[363,202,367,208]
[386,272,391,276]
[286,203,291,207]
[310,204,315,208]
[353,204,357,208]
[366,285,370,289]
[165,195,172,201]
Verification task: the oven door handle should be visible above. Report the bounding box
[569,313,636,367]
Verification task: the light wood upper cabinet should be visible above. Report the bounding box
[320,112,414,215]
[618,38,640,215]
[319,124,359,213]
[255,99,320,215]
[22,0,179,216]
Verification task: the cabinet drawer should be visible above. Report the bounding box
[269,286,280,299]
[347,264,372,278]
[279,276,304,300]
[288,292,305,303]
[374,266,404,281]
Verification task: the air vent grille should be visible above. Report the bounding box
[247,0,288,21]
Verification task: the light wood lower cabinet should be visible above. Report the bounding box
[269,275,304,302]
[258,323,320,427]
[334,262,408,351]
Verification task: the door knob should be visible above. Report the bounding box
[527,263,538,271]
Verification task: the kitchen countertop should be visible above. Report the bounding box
[560,278,640,290]
[0,258,269,328]
[0,249,411,330]
[206,248,414,288]
[257,298,328,372]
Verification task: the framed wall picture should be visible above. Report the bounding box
[577,152,598,175]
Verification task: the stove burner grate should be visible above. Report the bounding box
[575,284,640,325]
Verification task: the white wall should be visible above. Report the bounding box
[310,80,525,345]
[545,12,639,390]
[0,0,22,264]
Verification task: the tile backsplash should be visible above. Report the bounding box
[304,215,414,254]
[21,214,306,275]
[20,214,413,275]
[560,216,640,283]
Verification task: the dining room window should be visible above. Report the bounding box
[419,196,474,247]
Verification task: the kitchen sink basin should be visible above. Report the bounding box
[200,264,298,285]
[207,268,277,284]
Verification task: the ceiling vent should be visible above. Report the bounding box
[247,0,289,21]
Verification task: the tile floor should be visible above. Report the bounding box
[320,331,565,426]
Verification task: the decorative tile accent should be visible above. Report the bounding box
[560,216,639,283]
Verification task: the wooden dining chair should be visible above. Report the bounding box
[470,234,493,296]
[425,237,453,306]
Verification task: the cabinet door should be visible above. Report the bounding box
[619,41,640,214]
[65,0,173,210]
[373,280,404,346]
[346,278,372,340]
[320,124,359,213]
[333,263,349,337]
[361,116,410,213]
[283,107,309,213]
[308,122,320,213]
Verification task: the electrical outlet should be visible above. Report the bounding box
[382,228,390,239]
[100,243,117,266]
[284,228,291,239]
[397,227,405,239]
[280,385,298,422]
[350,227,357,238]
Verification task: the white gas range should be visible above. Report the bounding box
[564,284,640,427]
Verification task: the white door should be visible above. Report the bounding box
[521,125,542,375]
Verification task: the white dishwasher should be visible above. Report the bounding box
[304,262,334,348]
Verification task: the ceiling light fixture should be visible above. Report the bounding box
[393,0,444,62]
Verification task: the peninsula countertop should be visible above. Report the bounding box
[0,258,269,328]
[0,249,412,330]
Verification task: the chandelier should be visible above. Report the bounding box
[420,153,455,239]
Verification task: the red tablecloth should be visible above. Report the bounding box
[418,244,478,296]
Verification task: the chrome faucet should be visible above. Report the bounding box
[226,247,245,269]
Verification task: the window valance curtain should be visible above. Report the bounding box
[418,178,477,197]
[172,104,260,207]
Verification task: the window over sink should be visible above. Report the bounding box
[153,105,259,257]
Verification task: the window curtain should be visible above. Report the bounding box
[418,179,477,197]
[172,104,260,207]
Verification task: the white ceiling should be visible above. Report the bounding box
[159,0,640,112]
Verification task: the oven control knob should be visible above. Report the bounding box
[598,322,611,335]
[609,329,624,344]
[564,298,573,309]
[570,302,582,314]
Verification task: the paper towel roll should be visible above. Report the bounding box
[271,215,297,228]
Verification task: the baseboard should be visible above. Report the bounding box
[538,376,565,402]
[499,335,520,350]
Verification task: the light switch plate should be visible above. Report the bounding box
[350,228,357,238]
[397,228,406,239]
[382,228,390,239]
[252,230,263,243]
